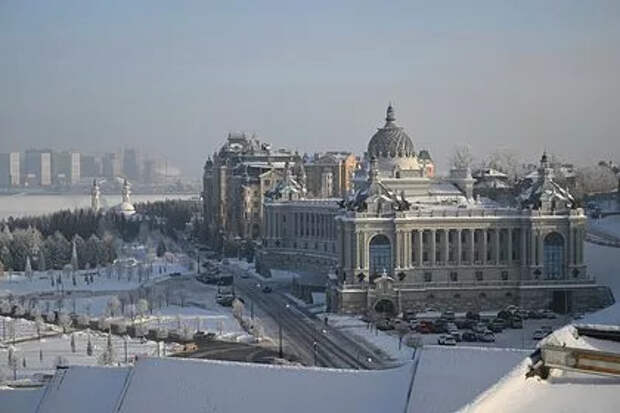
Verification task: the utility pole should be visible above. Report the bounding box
[250,301,254,320]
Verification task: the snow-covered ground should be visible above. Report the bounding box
[0,259,186,298]
[325,314,414,361]
[0,316,59,343]
[589,215,620,240]
[0,330,179,380]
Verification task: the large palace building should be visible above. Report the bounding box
[258,105,613,314]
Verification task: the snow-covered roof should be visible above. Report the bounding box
[9,357,415,413]
[462,324,620,413]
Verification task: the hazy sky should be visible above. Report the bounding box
[1,0,619,175]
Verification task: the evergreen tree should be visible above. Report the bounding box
[156,240,167,257]
[37,247,46,272]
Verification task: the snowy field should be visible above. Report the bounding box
[0,330,179,380]
[0,260,186,298]
[0,316,59,343]
[410,346,528,413]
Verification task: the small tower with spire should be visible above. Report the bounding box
[91,179,100,212]
[122,179,131,205]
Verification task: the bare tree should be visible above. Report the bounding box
[449,144,475,170]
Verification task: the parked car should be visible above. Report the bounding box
[450,332,462,342]
[403,310,417,321]
[437,335,457,346]
[376,319,394,331]
[478,332,496,342]
[446,322,458,333]
[262,285,272,293]
[462,331,478,342]
[541,326,553,336]
[416,323,432,334]
[532,329,546,340]
[472,323,487,334]
[487,323,503,333]
[542,310,557,319]
[169,272,182,277]
[510,317,523,329]
[516,310,530,320]
[465,311,480,321]
[442,310,456,321]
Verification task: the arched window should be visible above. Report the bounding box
[544,232,565,279]
[369,235,391,277]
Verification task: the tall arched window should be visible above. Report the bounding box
[544,232,565,279]
[369,235,392,277]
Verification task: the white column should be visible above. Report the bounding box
[495,229,500,264]
[537,231,544,267]
[442,230,449,265]
[457,229,462,266]
[430,229,436,266]
[507,228,512,265]
[530,228,536,267]
[482,229,487,265]
[469,229,475,265]
[417,230,424,266]
[395,231,402,269]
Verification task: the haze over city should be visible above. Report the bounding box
[1,0,619,174]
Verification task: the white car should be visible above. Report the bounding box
[437,335,457,346]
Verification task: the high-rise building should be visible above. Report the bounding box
[24,149,52,186]
[0,152,20,187]
[52,151,81,185]
[80,155,99,178]
[123,148,140,181]
[102,152,122,178]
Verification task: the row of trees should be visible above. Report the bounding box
[449,145,618,196]
[0,225,117,272]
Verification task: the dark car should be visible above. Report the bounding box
[169,272,182,277]
[456,319,476,329]
[442,311,456,321]
[510,317,523,329]
[262,285,272,293]
[465,311,480,321]
[462,331,478,342]
[416,323,433,334]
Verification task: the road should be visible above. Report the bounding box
[223,264,392,370]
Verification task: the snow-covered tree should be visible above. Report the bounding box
[37,248,46,272]
[107,296,121,317]
[136,299,148,319]
[25,256,33,280]
[70,333,76,353]
[57,313,72,333]
[449,144,475,170]
[70,238,80,271]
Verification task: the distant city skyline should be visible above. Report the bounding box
[1,1,619,176]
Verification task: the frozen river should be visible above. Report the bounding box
[0,193,194,219]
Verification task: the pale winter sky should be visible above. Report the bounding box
[1,0,619,175]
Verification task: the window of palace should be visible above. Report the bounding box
[544,232,565,279]
[501,270,509,281]
[424,272,432,282]
[450,271,458,282]
[475,271,483,281]
[369,235,392,276]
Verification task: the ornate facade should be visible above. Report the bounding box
[260,106,612,314]
[202,133,301,248]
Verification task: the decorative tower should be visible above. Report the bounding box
[91,179,100,211]
[122,179,131,205]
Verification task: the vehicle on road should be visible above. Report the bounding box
[472,323,487,334]
[416,323,432,334]
[240,273,250,279]
[437,335,457,346]
[465,311,480,321]
[262,285,272,293]
[169,272,182,277]
[542,310,557,319]
[216,295,235,307]
[532,329,546,340]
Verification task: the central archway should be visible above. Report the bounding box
[369,234,392,278]
[374,299,395,315]
[544,232,565,279]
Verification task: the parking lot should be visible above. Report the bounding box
[376,308,572,350]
